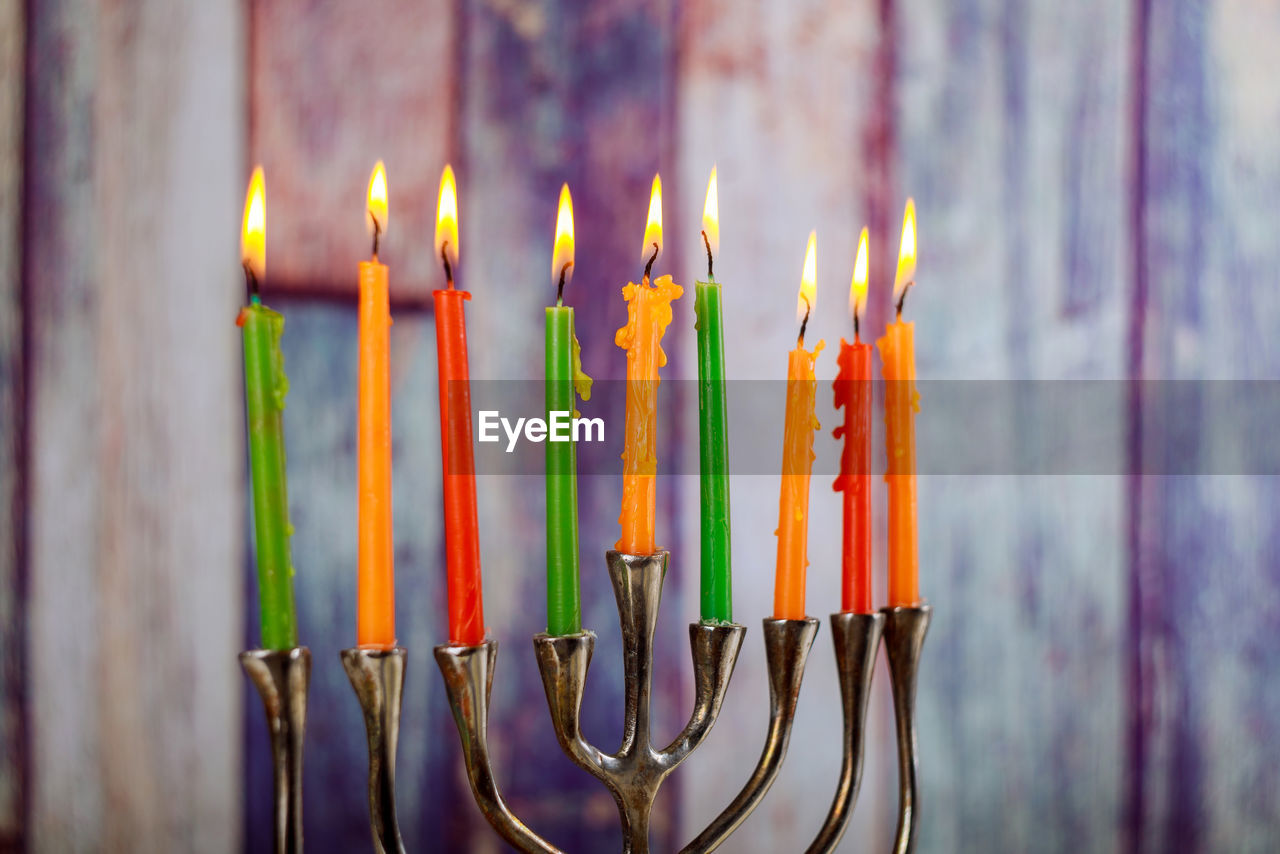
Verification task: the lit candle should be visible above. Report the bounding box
[435,164,486,645]
[833,228,874,613]
[238,167,299,650]
[773,232,824,620]
[357,161,396,648]
[876,200,921,607]
[694,168,732,623]
[615,175,682,555]
[545,184,592,636]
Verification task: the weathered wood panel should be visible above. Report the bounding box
[248,0,457,301]
[456,1,686,851]
[889,1,1132,852]
[1130,2,1280,851]
[242,304,457,852]
[25,1,244,850]
[0,0,24,846]
[673,0,889,850]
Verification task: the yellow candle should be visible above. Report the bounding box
[876,199,921,607]
[615,175,681,555]
[774,232,824,620]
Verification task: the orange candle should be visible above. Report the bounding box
[876,199,921,607]
[773,232,824,620]
[435,164,486,645]
[357,162,396,647]
[615,175,682,555]
[833,228,874,613]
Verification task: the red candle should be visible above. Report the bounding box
[435,164,485,645]
[833,228,873,613]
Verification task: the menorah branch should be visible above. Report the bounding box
[534,550,743,854]
[680,617,819,854]
[882,605,932,854]
[341,647,407,854]
[435,640,564,854]
[240,647,311,854]
[804,611,885,854]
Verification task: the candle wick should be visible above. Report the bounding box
[370,215,382,259]
[556,261,572,306]
[798,296,812,346]
[895,280,912,318]
[441,243,455,289]
[642,242,659,286]
[242,261,260,302]
[853,308,861,341]
[701,230,714,280]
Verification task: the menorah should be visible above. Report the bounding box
[241,547,931,854]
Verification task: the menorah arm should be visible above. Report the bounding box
[436,641,564,854]
[804,612,885,854]
[882,605,931,854]
[659,622,746,763]
[533,631,610,777]
[680,618,819,854]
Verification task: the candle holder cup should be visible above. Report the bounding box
[340,646,408,854]
[882,604,931,854]
[533,549,746,854]
[240,646,311,854]
[435,639,564,854]
[679,616,819,854]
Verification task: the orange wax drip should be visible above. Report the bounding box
[614,274,682,554]
[357,260,396,648]
[435,288,486,645]
[833,338,874,613]
[773,338,824,620]
[876,318,920,607]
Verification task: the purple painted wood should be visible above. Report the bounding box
[1130,2,1280,852]
[453,1,686,850]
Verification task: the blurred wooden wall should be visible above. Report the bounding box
[6,0,1280,852]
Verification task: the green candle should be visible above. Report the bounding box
[546,185,592,635]
[695,168,732,623]
[240,168,298,650]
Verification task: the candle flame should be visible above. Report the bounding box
[552,183,575,288]
[366,161,388,245]
[797,230,817,324]
[702,166,719,259]
[850,227,869,322]
[436,163,460,272]
[640,173,662,267]
[241,166,266,280]
[893,198,917,302]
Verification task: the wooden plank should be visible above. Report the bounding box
[248,0,457,301]
[26,1,244,850]
[886,1,1133,852]
[0,0,24,845]
[448,1,687,850]
[241,304,459,852]
[1131,2,1280,851]
[672,0,889,850]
